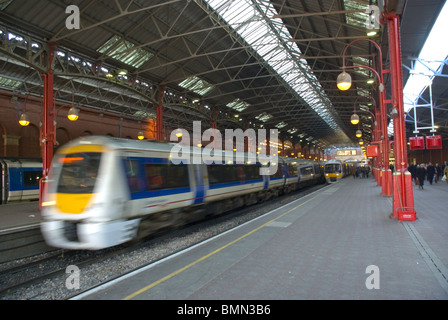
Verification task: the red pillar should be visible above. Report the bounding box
[156,85,165,140]
[384,12,416,220]
[39,42,57,209]
[212,120,217,149]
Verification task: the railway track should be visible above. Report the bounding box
[0,182,327,300]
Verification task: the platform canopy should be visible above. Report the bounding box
[0,0,446,149]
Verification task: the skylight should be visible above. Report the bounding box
[275,122,288,129]
[179,76,215,96]
[97,35,153,69]
[0,0,13,10]
[344,0,372,28]
[256,112,273,122]
[226,98,250,112]
[205,0,339,130]
[403,2,448,112]
[0,76,22,90]
[388,1,448,135]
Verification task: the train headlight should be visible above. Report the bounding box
[41,200,56,207]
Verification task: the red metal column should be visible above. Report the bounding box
[39,42,57,209]
[378,69,391,196]
[212,120,217,149]
[384,12,416,220]
[156,85,165,140]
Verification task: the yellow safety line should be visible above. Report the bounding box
[123,193,320,300]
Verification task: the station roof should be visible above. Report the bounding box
[0,0,446,149]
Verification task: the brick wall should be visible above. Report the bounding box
[0,92,155,157]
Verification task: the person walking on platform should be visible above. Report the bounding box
[426,162,435,185]
[408,162,417,185]
[416,164,427,189]
[435,163,442,183]
[444,164,448,184]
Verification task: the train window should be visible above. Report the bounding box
[272,162,285,178]
[244,165,261,181]
[300,166,313,175]
[324,164,341,173]
[57,153,102,194]
[124,159,142,193]
[144,164,189,191]
[208,164,241,184]
[288,164,297,176]
[23,170,41,187]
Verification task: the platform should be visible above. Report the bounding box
[75,176,448,300]
[0,201,40,232]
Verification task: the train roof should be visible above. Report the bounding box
[57,136,323,166]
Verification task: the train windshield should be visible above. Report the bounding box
[56,152,102,194]
[325,164,341,173]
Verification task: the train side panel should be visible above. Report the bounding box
[0,158,41,203]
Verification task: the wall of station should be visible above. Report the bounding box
[408,148,448,166]
[0,91,155,157]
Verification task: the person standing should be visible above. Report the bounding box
[408,162,417,185]
[435,163,442,183]
[416,164,427,190]
[444,164,448,184]
[426,162,435,185]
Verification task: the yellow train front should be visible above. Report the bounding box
[40,137,140,250]
[324,160,348,183]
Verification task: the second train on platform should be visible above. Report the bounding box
[324,159,349,183]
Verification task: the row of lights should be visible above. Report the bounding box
[19,108,148,141]
[19,107,80,126]
[336,60,373,145]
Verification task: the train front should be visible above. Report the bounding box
[324,161,342,183]
[40,138,139,250]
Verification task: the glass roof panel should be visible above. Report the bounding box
[0,76,22,90]
[97,35,153,69]
[256,112,273,122]
[388,1,448,136]
[275,122,287,129]
[344,0,372,28]
[226,98,250,112]
[206,0,340,130]
[179,76,215,96]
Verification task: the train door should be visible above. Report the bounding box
[0,159,7,204]
[193,164,206,205]
[4,159,22,202]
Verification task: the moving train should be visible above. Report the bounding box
[40,136,325,250]
[0,158,42,204]
[323,159,349,183]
